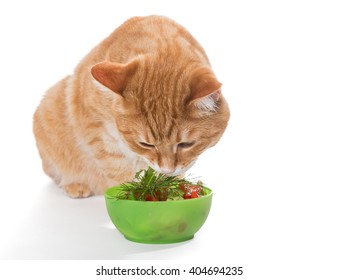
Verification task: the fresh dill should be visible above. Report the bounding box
[114,167,204,201]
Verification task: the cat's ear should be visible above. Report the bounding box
[91,61,137,95]
[189,67,222,112]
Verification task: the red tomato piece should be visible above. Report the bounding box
[184,192,192,199]
[190,185,202,194]
[145,194,158,201]
[191,191,199,198]
[179,184,186,192]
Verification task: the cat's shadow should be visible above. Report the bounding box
[16,182,191,260]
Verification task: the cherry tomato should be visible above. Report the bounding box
[184,192,192,199]
[190,191,199,198]
[190,185,202,194]
[179,184,187,192]
[145,194,158,201]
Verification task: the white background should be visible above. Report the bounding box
[0,0,337,279]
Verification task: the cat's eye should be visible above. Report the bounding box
[177,141,195,149]
[139,142,155,149]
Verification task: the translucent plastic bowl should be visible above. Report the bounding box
[104,186,213,244]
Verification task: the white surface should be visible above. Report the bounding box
[1,0,338,279]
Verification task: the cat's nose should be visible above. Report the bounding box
[160,167,176,174]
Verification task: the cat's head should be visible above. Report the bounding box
[91,58,230,175]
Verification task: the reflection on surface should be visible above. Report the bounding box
[4,182,191,260]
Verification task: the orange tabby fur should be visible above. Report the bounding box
[33,16,230,198]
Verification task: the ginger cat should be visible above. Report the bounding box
[33,16,230,198]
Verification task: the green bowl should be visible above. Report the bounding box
[104,186,213,244]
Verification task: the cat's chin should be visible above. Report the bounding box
[145,161,196,177]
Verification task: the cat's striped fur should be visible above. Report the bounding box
[33,16,230,198]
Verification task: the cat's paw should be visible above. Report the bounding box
[64,183,92,198]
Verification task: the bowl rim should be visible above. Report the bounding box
[104,185,213,203]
